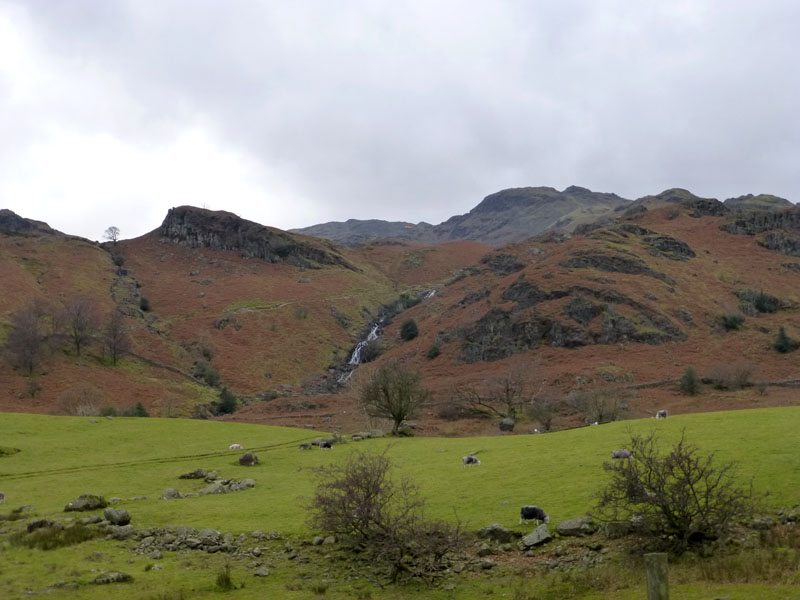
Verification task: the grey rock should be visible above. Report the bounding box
[312,536,324,546]
[519,524,552,549]
[322,535,336,545]
[104,508,131,526]
[80,515,103,525]
[477,543,494,557]
[149,550,163,559]
[499,418,515,432]
[93,571,132,584]
[27,518,55,533]
[162,489,182,500]
[476,523,519,544]
[109,497,122,503]
[64,494,107,512]
[479,558,497,570]
[556,516,596,537]
[251,547,262,557]
[109,525,135,540]
[179,468,207,479]
[239,452,259,466]
[254,567,271,577]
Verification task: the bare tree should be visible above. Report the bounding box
[567,387,632,424]
[103,226,120,243]
[527,393,560,431]
[60,298,99,356]
[455,366,541,421]
[309,450,461,583]
[102,311,130,366]
[58,383,104,416]
[358,361,430,435]
[595,430,760,553]
[5,304,45,375]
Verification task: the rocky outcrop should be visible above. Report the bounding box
[501,281,567,308]
[104,508,131,526]
[557,517,597,537]
[644,235,695,260]
[238,452,259,466]
[64,495,108,512]
[519,524,552,549]
[724,194,793,211]
[159,206,356,270]
[0,209,56,236]
[560,250,675,284]
[476,523,521,543]
[759,232,800,257]
[721,208,800,237]
[481,253,526,275]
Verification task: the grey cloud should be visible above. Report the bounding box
[1,0,798,239]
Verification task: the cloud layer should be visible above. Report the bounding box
[1,1,798,240]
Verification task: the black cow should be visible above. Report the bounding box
[656,409,668,420]
[462,455,481,467]
[520,505,549,525]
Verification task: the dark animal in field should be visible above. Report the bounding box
[656,409,668,420]
[520,505,549,525]
[611,449,632,459]
[299,442,312,450]
[462,455,481,467]
[319,441,333,450]
[0,491,4,504]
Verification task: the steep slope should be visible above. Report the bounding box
[230,192,800,435]
[291,185,630,246]
[0,206,489,416]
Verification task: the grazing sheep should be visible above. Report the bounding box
[229,443,243,450]
[611,449,632,460]
[462,455,481,468]
[590,421,599,426]
[656,409,668,420]
[299,442,312,450]
[520,505,549,525]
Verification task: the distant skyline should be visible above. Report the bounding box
[1,1,798,241]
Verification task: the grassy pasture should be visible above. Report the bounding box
[1,407,799,599]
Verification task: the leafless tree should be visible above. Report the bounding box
[455,366,541,421]
[103,226,120,243]
[5,304,46,375]
[102,311,130,366]
[595,430,760,553]
[527,393,560,431]
[60,298,99,356]
[567,387,632,424]
[308,450,461,583]
[58,383,103,416]
[358,361,430,435]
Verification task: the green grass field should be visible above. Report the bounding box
[1,407,799,599]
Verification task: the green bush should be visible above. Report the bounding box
[754,290,780,314]
[121,402,149,417]
[720,314,744,331]
[193,360,221,387]
[426,343,440,359]
[139,297,151,312]
[99,406,118,417]
[680,366,701,396]
[774,326,799,353]
[112,254,125,267]
[218,387,238,415]
[400,319,418,341]
[399,292,421,309]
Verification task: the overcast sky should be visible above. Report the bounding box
[1,1,798,240]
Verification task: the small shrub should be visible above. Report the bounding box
[112,254,125,267]
[360,339,382,363]
[99,406,118,417]
[217,387,238,415]
[294,306,309,320]
[595,430,760,553]
[754,290,780,313]
[707,362,754,390]
[426,343,440,360]
[567,387,631,424]
[310,582,329,595]
[774,326,799,353]
[25,378,41,398]
[398,292,421,309]
[215,564,235,591]
[437,398,466,421]
[679,366,701,396]
[121,402,149,417]
[140,297,151,312]
[193,359,220,387]
[400,319,418,341]
[58,383,103,416]
[720,314,744,331]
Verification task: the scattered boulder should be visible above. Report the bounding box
[27,518,56,533]
[64,494,108,512]
[162,489,182,500]
[92,572,132,585]
[518,524,552,550]
[557,516,596,537]
[108,524,135,540]
[104,508,131,526]
[477,523,520,544]
[239,452,259,466]
[499,418,515,432]
[600,520,631,539]
[254,567,271,577]
[179,468,208,480]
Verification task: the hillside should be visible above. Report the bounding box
[0,207,488,416]
[291,185,630,246]
[232,191,800,435]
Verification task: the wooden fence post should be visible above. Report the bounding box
[645,552,669,600]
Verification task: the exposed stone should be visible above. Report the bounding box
[323,535,336,545]
[109,525,135,540]
[477,543,494,557]
[312,536,324,546]
[64,494,108,512]
[239,452,259,466]
[556,517,596,537]
[481,253,525,275]
[476,523,520,544]
[92,572,132,585]
[254,567,271,577]
[27,518,56,533]
[518,524,552,549]
[560,249,675,284]
[179,468,207,479]
[600,520,631,539]
[499,418,515,432]
[104,508,131,526]
[162,489,182,500]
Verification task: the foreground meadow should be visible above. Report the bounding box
[1,407,799,599]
